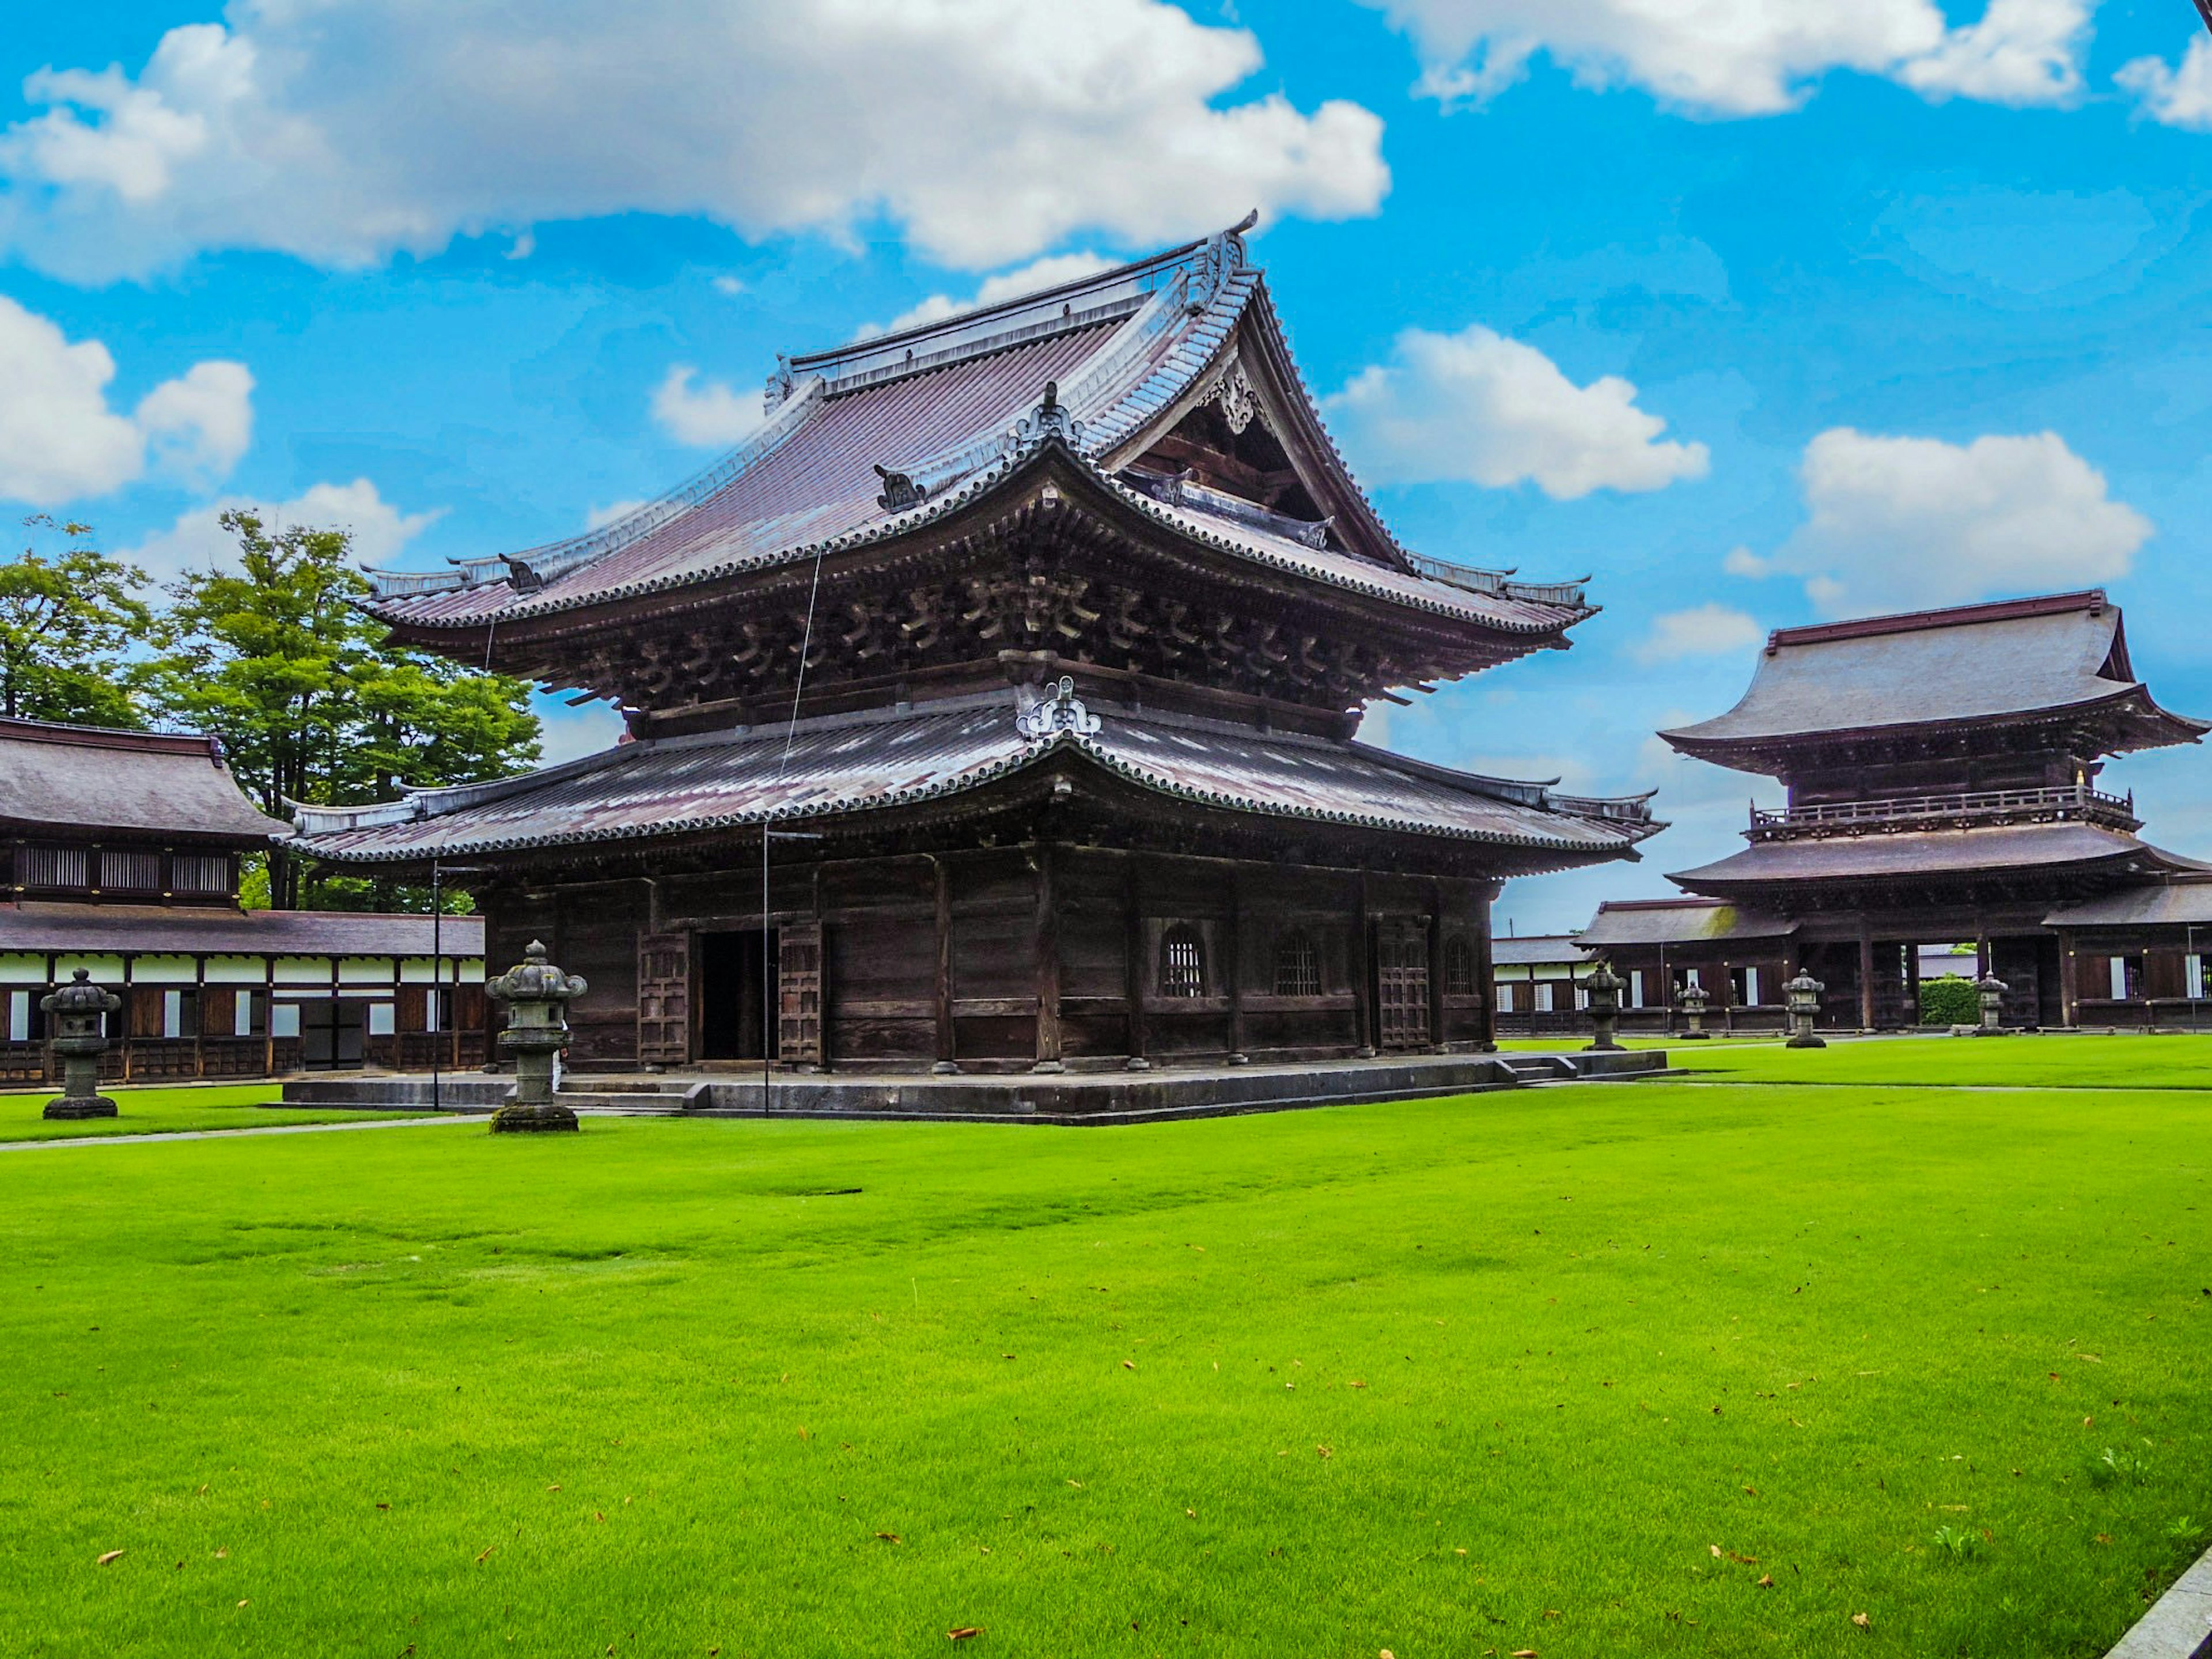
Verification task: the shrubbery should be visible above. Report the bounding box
[1918,974,1980,1026]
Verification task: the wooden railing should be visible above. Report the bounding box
[1751,783,2135,835]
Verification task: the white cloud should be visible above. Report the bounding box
[651,366,766,449]
[1746,427,2149,615]
[124,478,441,582]
[0,294,252,505]
[2117,36,2212,131]
[1634,604,1765,665]
[1362,0,2088,118]
[133,358,254,484]
[883,252,1119,336]
[0,1,1388,282]
[585,498,650,531]
[710,274,747,298]
[1325,323,1708,499]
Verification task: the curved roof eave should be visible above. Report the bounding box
[366,437,1595,642]
[294,724,1650,866]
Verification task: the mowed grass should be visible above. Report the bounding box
[2,1065,2208,1656]
[0,1082,436,1142]
[1677,1031,2212,1090]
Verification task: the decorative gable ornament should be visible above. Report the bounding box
[1017,676,1102,743]
[1010,381,1085,450]
[1213,362,1258,435]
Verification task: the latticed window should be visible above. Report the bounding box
[1444,937,1475,995]
[171,854,231,894]
[1160,925,1206,998]
[99,849,160,891]
[1273,930,1320,996]
[18,844,88,889]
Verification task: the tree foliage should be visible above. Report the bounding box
[0,517,153,727]
[144,510,540,908]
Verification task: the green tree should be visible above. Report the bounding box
[0,517,153,726]
[150,510,540,908]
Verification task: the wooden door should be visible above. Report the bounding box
[778,921,824,1066]
[637,931,692,1065]
[1376,922,1430,1050]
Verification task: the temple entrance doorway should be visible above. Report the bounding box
[1374,920,1431,1050]
[699,930,777,1060]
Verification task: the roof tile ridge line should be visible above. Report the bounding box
[290,741,639,836]
[1767,589,2110,649]
[1243,283,1594,616]
[1074,452,1562,634]
[882,250,1209,506]
[1339,736,1655,820]
[0,715,222,755]
[812,300,1143,402]
[790,236,1214,376]
[1065,730,1624,849]
[1075,260,1256,444]
[1664,680,2196,747]
[386,426,1565,635]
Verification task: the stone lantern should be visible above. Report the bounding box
[1974,971,2009,1034]
[41,969,122,1120]
[1677,977,1711,1040]
[1582,957,1625,1052]
[1783,970,1826,1049]
[486,941,586,1133]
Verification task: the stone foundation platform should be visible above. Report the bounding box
[280,1048,1668,1126]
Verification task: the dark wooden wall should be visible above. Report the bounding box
[482,844,1497,1072]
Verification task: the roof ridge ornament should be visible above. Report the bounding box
[874,464,926,513]
[1017,676,1101,743]
[1186,210,1257,315]
[764,354,796,414]
[1010,381,1085,449]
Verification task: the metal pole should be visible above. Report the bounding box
[431,859,441,1113]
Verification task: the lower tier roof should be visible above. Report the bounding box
[1670,821,2203,895]
[290,692,1657,869]
[0,903,483,959]
[1578,899,1798,948]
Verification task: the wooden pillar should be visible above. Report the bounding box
[193,953,207,1077]
[1905,941,1922,1029]
[2059,934,2080,1029]
[262,954,275,1078]
[1352,872,1376,1057]
[1226,871,1248,1065]
[1123,858,1149,1070]
[1473,885,1497,1051]
[931,855,957,1074]
[1857,925,1877,1032]
[1426,880,1446,1051]
[1032,844,1063,1073]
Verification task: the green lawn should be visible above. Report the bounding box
[2,1059,2206,1656]
[0,1082,437,1142]
[1673,1030,2212,1090]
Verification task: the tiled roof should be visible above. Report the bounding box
[291,694,1657,866]
[1577,899,1796,948]
[1491,934,1591,965]
[0,902,483,957]
[1662,592,2207,757]
[1669,821,2204,892]
[359,222,1592,641]
[0,717,288,842]
[2044,880,2212,929]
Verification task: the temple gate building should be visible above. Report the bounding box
[294,224,1657,1077]
[1586,592,2208,1031]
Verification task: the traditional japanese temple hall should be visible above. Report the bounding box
[1584,590,2212,1032]
[293,222,1666,1111]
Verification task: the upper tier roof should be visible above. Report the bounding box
[0,717,287,844]
[359,219,1593,643]
[1661,592,2207,769]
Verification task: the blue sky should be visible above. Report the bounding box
[4,0,2211,933]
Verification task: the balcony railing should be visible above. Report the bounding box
[1750,783,2137,836]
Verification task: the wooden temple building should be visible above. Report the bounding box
[0,716,486,1078]
[294,222,1658,1078]
[1582,592,2210,1031]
